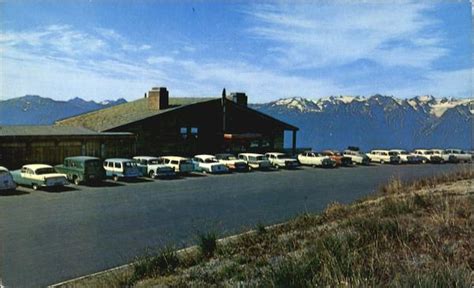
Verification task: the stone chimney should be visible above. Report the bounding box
[230,92,247,106]
[147,87,169,110]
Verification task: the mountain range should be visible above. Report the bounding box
[0,94,472,150]
[252,95,473,150]
[0,95,126,125]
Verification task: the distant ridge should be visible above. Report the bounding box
[0,94,472,150]
[0,95,127,125]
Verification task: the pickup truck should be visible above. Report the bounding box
[54,156,105,185]
[133,156,176,178]
[11,164,69,190]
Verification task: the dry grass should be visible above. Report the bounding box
[62,168,474,287]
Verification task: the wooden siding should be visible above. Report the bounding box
[0,136,136,169]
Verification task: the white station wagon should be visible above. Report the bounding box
[265,152,299,169]
[159,156,194,174]
[366,150,401,164]
[297,151,335,168]
[444,149,472,163]
[238,153,271,171]
[192,155,229,174]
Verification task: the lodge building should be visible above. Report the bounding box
[0,87,298,168]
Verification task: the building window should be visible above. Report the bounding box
[180,127,187,139]
[190,127,198,139]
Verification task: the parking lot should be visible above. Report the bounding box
[0,163,468,287]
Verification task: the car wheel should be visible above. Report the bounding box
[440,159,444,164]
[73,176,80,185]
[380,160,385,164]
[149,171,155,178]
[32,183,39,190]
[113,175,119,182]
[312,164,316,168]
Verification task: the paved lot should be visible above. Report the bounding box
[0,164,467,287]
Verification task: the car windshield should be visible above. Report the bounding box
[124,162,136,167]
[0,170,9,176]
[276,154,289,159]
[204,158,218,163]
[388,152,398,156]
[85,160,101,167]
[227,156,237,160]
[179,160,191,165]
[36,168,55,175]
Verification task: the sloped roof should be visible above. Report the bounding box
[56,97,214,132]
[0,125,132,136]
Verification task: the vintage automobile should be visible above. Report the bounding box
[133,156,176,178]
[388,150,422,164]
[54,156,105,185]
[238,153,272,171]
[11,164,69,190]
[192,155,229,174]
[265,152,299,169]
[430,149,457,163]
[444,149,472,163]
[159,156,194,174]
[103,158,141,181]
[214,153,249,172]
[366,150,401,164]
[342,150,370,165]
[297,151,335,168]
[0,166,17,192]
[321,150,352,166]
[412,149,443,164]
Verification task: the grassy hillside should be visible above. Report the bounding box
[63,169,473,287]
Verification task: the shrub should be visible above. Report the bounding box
[197,231,218,259]
[255,223,267,235]
[130,246,180,283]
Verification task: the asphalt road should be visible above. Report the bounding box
[0,163,468,287]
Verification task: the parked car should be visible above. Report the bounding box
[366,150,401,164]
[133,156,176,178]
[159,156,194,174]
[431,149,456,163]
[103,158,141,181]
[265,152,299,169]
[0,166,17,192]
[298,151,335,168]
[412,149,443,164]
[192,155,229,174]
[215,153,249,172]
[388,150,422,164]
[342,150,370,165]
[322,150,352,166]
[444,149,472,163]
[238,153,271,171]
[54,156,105,185]
[11,164,69,190]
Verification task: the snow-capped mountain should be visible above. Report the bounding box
[252,95,473,150]
[0,95,126,125]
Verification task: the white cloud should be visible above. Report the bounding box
[247,2,446,69]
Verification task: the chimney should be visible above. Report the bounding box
[148,87,169,110]
[230,92,247,106]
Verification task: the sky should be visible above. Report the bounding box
[0,0,472,103]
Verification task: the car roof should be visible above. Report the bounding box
[161,156,188,160]
[23,164,53,170]
[65,156,100,161]
[0,166,9,171]
[239,153,264,156]
[265,152,285,155]
[389,149,405,152]
[104,158,133,162]
[194,154,216,159]
[133,156,159,160]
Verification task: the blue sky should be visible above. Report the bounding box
[0,1,472,102]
